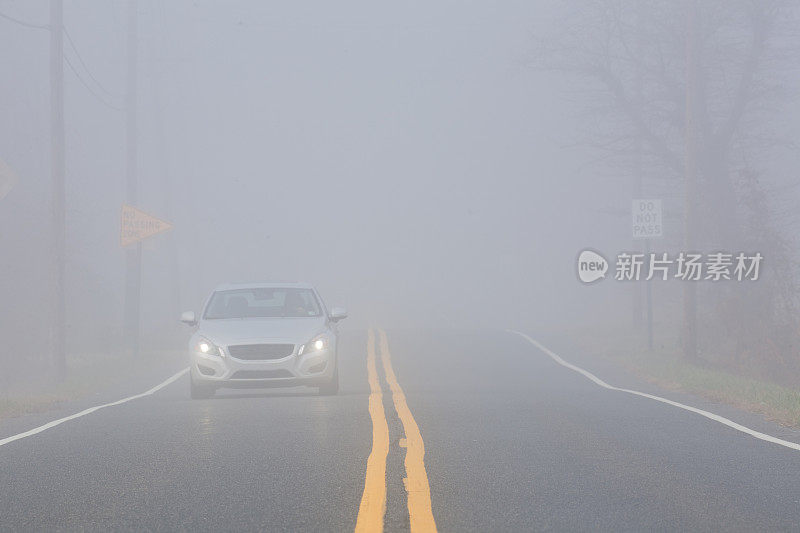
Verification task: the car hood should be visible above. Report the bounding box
[196,317,327,346]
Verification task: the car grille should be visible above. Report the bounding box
[230,369,293,379]
[227,343,295,360]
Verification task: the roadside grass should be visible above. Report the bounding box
[0,353,129,420]
[0,395,61,419]
[570,324,800,428]
[615,350,800,427]
[0,350,180,421]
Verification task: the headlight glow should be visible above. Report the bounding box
[300,334,328,355]
[194,338,222,357]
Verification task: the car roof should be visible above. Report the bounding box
[213,281,315,291]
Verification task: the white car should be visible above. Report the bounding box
[180,282,347,399]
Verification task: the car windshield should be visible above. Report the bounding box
[204,288,322,319]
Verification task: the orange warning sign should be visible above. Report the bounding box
[120,204,173,247]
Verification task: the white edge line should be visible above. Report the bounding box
[509,330,800,453]
[0,367,189,448]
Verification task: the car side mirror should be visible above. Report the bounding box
[180,310,197,326]
[329,307,348,322]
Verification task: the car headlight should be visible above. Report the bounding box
[194,337,223,357]
[299,334,328,355]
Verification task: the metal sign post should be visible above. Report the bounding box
[632,199,663,350]
[120,204,173,357]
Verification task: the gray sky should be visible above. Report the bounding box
[2,0,795,361]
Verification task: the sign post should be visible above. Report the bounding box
[120,205,172,356]
[632,199,663,350]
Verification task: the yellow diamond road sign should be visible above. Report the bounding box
[120,204,173,247]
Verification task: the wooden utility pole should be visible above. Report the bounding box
[123,0,141,357]
[151,12,183,325]
[632,2,645,330]
[683,0,699,360]
[50,0,66,379]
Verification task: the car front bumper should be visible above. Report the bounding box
[190,347,334,389]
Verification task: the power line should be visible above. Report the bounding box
[64,55,124,112]
[0,10,49,30]
[1,9,123,110]
[63,25,121,100]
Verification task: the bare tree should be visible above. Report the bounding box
[537,0,800,366]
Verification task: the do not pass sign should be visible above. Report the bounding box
[120,204,173,247]
[632,199,662,239]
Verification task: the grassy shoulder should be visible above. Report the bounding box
[570,324,800,428]
[0,396,61,420]
[0,350,180,421]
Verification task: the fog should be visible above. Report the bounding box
[2,0,799,386]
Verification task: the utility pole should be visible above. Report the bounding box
[636,3,654,351]
[50,0,66,379]
[683,0,699,360]
[123,0,141,357]
[151,8,183,327]
[632,2,644,330]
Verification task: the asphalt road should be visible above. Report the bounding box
[2,328,800,532]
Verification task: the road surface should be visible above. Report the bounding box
[1,328,799,531]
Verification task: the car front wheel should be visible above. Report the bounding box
[318,362,339,396]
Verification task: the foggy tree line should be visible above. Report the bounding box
[539,0,800,378]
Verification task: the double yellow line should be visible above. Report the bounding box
[355,329,437,533]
